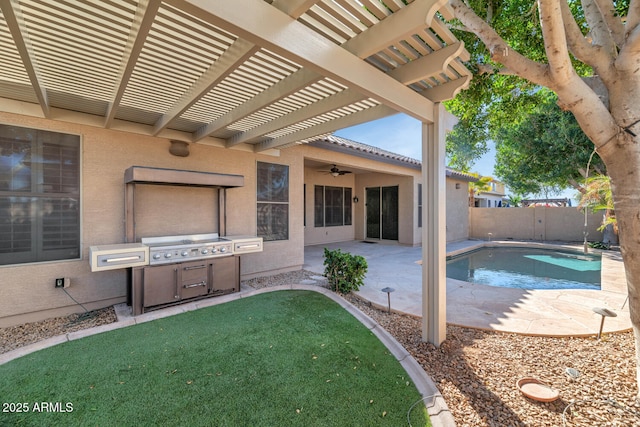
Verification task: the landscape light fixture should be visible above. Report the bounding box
[381,287,395,313]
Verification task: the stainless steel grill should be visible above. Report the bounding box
[142,233,233,266]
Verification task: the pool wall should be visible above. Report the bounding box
[469,207,604,242]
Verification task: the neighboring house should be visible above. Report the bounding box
[474,179,507,208]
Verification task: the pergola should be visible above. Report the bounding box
[0,0,472,344]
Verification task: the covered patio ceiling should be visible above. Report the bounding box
[0,0,471,152]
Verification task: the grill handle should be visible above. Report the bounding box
[174,268,179,299]
[183,264,206,271]
[104,255,141,263]
[184,281,206,289]
[237,244,260,249]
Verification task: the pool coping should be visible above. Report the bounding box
[304,240,631,338]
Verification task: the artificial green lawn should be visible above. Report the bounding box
[1,290,429,426]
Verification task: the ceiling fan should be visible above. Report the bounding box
[320,164,352,177]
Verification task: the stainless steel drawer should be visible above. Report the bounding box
[90,244,149,272]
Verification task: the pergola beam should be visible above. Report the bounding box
[271,0,321,18]
[388,42,465,85]
[153,38,258,136]
[422,75,471,103]
[227,89,365,147]
[168,0,434,123]
[254,104,397,152]
[192,67,321,142]
[0,0,49,117]
[104,0,160,128]
[341,0,450,59]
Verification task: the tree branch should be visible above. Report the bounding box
[560,0,613,75]
[449,0,552,87]
[627,0,640,37]
[449,0,619,151]
[539,0,573,84]
[618,24,640,69]
[581,0,617,55]
[560,1,601,61]
[477,63,517,75]
[583,75,609,108]
[593,0,625,48]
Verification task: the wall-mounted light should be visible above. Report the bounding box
[455,183,461,189]
[169,140,190,157]
[353,196,359,203]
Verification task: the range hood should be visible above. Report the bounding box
[124,166,244,188]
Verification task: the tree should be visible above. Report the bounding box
[493,91,606,195]
[468,174,494,206]
[446,0,640,397]
[577,174,618,243]
[446,117,489,172]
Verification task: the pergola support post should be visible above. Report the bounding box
[421,102,447,345]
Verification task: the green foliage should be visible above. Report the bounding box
[492,92,604,195]
[506,194,523,207]
[323,248,368,293]
[444,0,596,174]
[446,118,489,172]
[589,241,611,250]
[578,174,616,232]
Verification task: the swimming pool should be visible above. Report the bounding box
[446,247,601,290]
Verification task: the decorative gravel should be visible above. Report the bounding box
[2,270,638,426]
[0,307,117,354]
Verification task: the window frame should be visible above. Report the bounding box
[256,161,289,241]
[0,124,82,266]
[314,185,352,227]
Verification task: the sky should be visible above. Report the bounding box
[333,113,578,203]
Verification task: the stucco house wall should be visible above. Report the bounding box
[303,166,356,245]
[0,112,304,326]
[446,178,470,242]
[0,113,472,326]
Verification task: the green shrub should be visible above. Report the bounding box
[323,248,368,293]
[589,241,611,250]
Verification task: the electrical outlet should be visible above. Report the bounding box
[55,278,70,288]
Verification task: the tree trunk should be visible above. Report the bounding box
[599,135,640,399]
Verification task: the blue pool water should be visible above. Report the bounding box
[446,247,601,290]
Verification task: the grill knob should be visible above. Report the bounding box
[211,247,218,253]
[220,247,227,253]
[153,254,161,260]
[164,253,172,259]
[181,251,189,257]
[201,249,208,255]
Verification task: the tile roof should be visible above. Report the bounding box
[309,134,478,182]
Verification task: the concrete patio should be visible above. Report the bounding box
[303,240,631,336]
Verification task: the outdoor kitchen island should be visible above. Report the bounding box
[89,166,263,315]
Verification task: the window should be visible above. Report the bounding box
[417,183,422,228]
[314,185,352,227]
[257,162,289,241]
[0,124,80,265]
